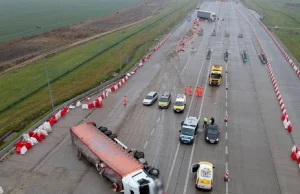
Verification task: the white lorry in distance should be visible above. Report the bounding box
[197,10,217,21]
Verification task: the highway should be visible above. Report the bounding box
[1,1,300,194]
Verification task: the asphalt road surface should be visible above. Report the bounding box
[1,1,300,194]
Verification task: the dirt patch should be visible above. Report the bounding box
[285,3,300,7]
[0,0,168,73]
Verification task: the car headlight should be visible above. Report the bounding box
[216,138,219,141]
[206,137,209,140]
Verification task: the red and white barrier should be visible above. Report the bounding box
[249,13,300,79]
[235,4,293,133]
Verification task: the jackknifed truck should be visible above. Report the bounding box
[70,122,164,194]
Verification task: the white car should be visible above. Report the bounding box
[143,91,158,105]
[191,161,214,190]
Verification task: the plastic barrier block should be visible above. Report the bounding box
[25,142,32,149]
[88,103,95,109]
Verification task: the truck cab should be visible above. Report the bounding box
[179,116,199,144]
[209,65,222,86]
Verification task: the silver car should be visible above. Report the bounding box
[143,91,158,105]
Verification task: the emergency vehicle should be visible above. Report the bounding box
[173,94,186,113]
[70,122,164,194]
[179,116,199,144]
[191,161,214,190]
[209,65,223,86]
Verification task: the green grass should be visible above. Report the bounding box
[0,0,142,42]
[241,0,300,61]
[0,0,198,146]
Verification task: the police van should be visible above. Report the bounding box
[179,116,199,144]
[173,94,186,113]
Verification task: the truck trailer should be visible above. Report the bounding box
[70,122,164,194]
[197,10,216,21]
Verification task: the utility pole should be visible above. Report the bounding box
[36,26,55,111]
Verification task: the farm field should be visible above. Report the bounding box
[241,0,300,61]
[0,0,197,148]
[0,0,141,42]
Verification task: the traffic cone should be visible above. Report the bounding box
[224,114,228,122]
[224,171,230,182]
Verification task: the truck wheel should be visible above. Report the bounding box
[98,126,107,133]
[134,151,145,159]
[109,134,117,140]
[104,130,112,136]
[149,168,160,177]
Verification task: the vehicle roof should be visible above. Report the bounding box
[71,123,144,177]
[183,116,199,126]
[161,92,171,97]
[147,91,157,96]
[206,124,219,130]
[176,94,185,101]
[197,162,213,180]
[212,65,222,71]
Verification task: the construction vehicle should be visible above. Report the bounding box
[197,10,216,21]
[209,65,223,86]
[71,122,164,194]
[179,116,199,144]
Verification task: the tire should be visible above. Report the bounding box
[109,134,117,140]
[104,130,112,136]
[149,168,160,177]
[98,126,107,133]
[134,151,145,159]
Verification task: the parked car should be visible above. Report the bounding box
[143,91,158,105]
[205,124,220,144]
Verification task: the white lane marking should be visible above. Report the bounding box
[225,132,228,140]
[156,117,160,124]
[150,128,155,135]
[143,141,148,149]
[225,110,228,115]
[226,90,228,99]
[180,46,192,77]
[226,161,228,171]
[226,101,228,107]
[186,49,209,115]
[225,122,228,127]
[225,146,228,155]
[165,143,180,190]
[167,38,214,194]
[226,182,229,194]
[183,53,212,194]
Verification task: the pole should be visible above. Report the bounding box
[117,12,122,73]
[36,26,54,111]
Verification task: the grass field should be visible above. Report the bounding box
[241,0,300,60]
[0,0,197,146]
[0,0,141,42]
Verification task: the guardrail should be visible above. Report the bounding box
[0,5,196,159]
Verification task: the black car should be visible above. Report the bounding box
[205,124,220,144]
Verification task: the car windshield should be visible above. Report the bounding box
[175,101,184,106]
[160,97,168,102]
[208,129,218,134]
[211,73,221,79]
[145,95,153,99]
[181,127,194,136]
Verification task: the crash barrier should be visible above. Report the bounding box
[244,5,300,79]
[235,4,294,134]
[176,18,202,53]
[1,4,193,159]
[15,106,69,154]
[290,145,300,169]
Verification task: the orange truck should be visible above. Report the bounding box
[70,122,164,194]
